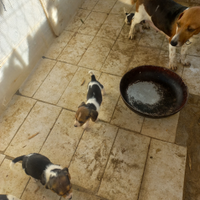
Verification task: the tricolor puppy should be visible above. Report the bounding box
[128,0,200,70]
[10,153,72,199]
[74,71,105,129]
[0,194,21,200]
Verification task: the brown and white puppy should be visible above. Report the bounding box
[0,194,21,200]
[10,153,72,199]
[128,0,200,70]
[74,71,105,129]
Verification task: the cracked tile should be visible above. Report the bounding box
[19,59,56,97]
[5,102,61,157]
[141,113,180,143]
[33,62,77,104]
[69,122,118,192]
[58,33,94,65]
[79,37,115,70]
[0,95,36,151]
[0,154,5,165]
[98,129,150,200]
[111,98,144,132]
[139,139,186,200]
[58,67,101,110]
[40,109,83,167]
[0,159,29,198]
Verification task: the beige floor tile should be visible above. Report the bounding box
[117,24,142,44]
[79,37,115,70]
[111,98,144,132]
[101,41,135,76]
[97,24,122,40]
[182,55,200,96]
[111,0,134,14]
[187,35,200,56]
[58,67,101,110]
[58,33,94,65]
[44,31,75,59]
[139,139,186,200]
[0,159,29,198]
[78,12,108,36]
[21,178,60,200]
[93,0,117,13]
[62,189,101,200]
[98,73,121,122]
[19,59,57,97]
[33,62,78,104]
[127,46,160,70]
[98,129,150,200]
[139,28,165,48]
[5,102,61,157]
[103,13,125,27]
[40,109,84,167]
[0,154,5,165]
[0,95,36,151]
[81,0,98,10]
[66,9,91,32]
[141,113,180,143]
[69,122,118,192]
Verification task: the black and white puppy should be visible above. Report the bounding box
[74,71,105,129]
[0,194,21,200]
[10,153,72,199]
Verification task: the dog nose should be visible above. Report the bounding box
[74,125,77,127]
[170,40,178,46]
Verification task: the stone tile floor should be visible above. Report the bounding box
[0,0,200,199]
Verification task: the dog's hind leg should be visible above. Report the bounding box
[128,5,150,39]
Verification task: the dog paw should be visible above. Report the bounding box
[181,60,191,67]
[169,65,177,71]
[128,33,135,39]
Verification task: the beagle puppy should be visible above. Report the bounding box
[128,0,200,70]
[10,153,72,199]
[74,71,105,129]
[0,195,21,200]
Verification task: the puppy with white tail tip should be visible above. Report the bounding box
[74,71,105,129]
[10,153,72,199]
[0,194,21,200]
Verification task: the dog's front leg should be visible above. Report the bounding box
[128,13,142,39]
[180,44,191,67]
[169,44,177,70]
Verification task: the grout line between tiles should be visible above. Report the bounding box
[95,127,120,195]
[3,100,38,156]
[136,138,152,200]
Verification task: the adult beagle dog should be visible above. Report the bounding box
[10,153,72,199]
[128,0,200,70]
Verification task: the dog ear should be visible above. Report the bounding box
[78,102,86,108]
[40,172,46,186]
[90,110,98,122]
[178,12,184,20]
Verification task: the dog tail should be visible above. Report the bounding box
[10,155,25,170]
[88,70,97,82]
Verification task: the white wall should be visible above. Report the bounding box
[0,0,83,114]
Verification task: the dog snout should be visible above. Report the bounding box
[170,40,178,46]
[74,124,77,127]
